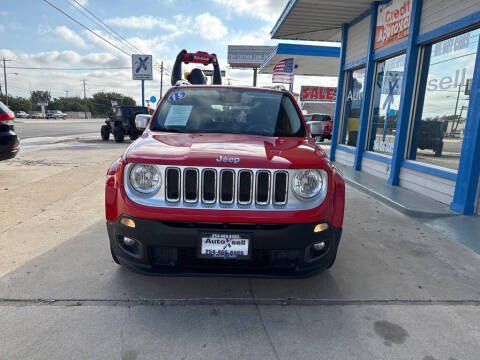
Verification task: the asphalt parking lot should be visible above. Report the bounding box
[0,121,479,360]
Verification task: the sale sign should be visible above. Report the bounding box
[374,0,411,50]
[300,86,337,102]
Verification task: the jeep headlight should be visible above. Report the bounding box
[293,169,324,199]
[129,164,161,194]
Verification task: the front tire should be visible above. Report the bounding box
[113,126,125,143]
[129,132,139,141]
[101,125,110,141]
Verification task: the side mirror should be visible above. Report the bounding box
[135,114,151,131]
[307,121,324,137]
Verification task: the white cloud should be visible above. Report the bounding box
[195,13,228,40]
[105,15,179,31]
[212,0,288,22]
[228,26,271,45]
[54,26,88,49]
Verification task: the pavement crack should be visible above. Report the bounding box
[249,279,281,360]
[1,298,480,307]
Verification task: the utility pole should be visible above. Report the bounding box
[160,61,164,99]
[81,79,87,119]
[3,58,11,106]
[65,90,69,98]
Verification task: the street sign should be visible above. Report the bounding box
[149,96,157,103]
[132,54,153,80]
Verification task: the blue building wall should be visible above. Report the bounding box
[331,2,480,214]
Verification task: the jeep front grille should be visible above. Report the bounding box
[124,164,328,211]
[165,167,288,207]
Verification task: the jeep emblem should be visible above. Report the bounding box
[216,156,240,164]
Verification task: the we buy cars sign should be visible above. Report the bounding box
[375,0,412,50]
[300,86,337,102]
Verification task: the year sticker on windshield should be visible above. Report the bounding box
[168,91,186,102]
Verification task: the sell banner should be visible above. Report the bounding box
[375,0,411,50]
[300,86,337,102]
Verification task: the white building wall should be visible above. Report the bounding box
[335,149,355,167]
[345,15,371,64]
[398,167,456,205]
[420,0,480,35]
[362,157,390,180]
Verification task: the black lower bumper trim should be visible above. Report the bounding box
[107,217,342,278]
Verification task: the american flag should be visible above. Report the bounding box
[272,58,295,84]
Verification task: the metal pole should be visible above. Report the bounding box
[3,58,9,106]
[253,68,257,87]
[160,61,163,99]
[141,80,145,107]
[82,79,87,119]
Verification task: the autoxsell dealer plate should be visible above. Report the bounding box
[200,233,250,260]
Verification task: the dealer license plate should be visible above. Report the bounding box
[200,233,250,260]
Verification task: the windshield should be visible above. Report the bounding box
[151,88,306,137]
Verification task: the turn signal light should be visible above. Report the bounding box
[314,223,329,233]
[120,217,136,228]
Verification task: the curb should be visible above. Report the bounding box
[343,177,458,218]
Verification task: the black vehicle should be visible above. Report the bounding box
[0,101,19,161]
[101,106,149,143]
[418,120,444,157]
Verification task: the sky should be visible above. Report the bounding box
[0,0,339,107]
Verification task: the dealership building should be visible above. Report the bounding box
[272,0,480,215]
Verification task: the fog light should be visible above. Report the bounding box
[123,237,136,246]
[120,217,136,228]
[313,241,326,251]
[314,223,329,233]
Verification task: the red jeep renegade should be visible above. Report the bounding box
[105,85,345,277]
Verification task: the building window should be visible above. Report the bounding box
[339,67,365,147]
[367,53,406,155]
[408,29,479,170]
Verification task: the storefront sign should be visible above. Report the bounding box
[300,86,337,102]
[375,0,411,50]
[227,45,275,68]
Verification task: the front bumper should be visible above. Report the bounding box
[107,216,342,278]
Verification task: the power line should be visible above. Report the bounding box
[67,0,144,55]
[6,66,131,71]
[41,0,131,57]
[41,0,169,78]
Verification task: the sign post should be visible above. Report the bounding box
[132,54,153,108]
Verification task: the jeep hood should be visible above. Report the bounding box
[124,132,329,169]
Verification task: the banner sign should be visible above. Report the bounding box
[375,0,412,50]
[300,86,337,102]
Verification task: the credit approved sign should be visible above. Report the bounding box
[375,0,411,50]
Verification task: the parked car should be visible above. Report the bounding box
[305,113,333,142]
[417,120,444,157]
[105,85,345,277]
[101,106,148,143]
[15,111,29,119]
[0,101,19,161]
[30,112,43,119]
[46,110,67,119]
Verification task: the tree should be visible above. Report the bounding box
[3,96,32,112]
[30,91,51,105]
[87,92,137,117]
